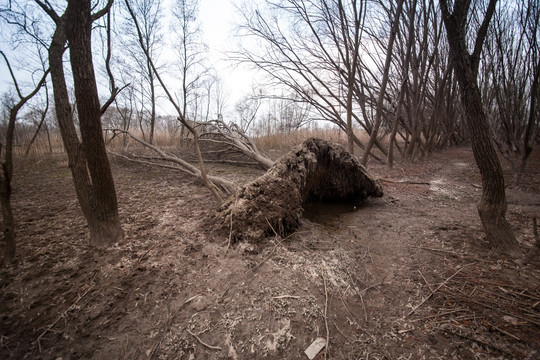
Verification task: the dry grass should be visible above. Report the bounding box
[13,133,65,159]
[17,126,378,163]
[253,127,373,153]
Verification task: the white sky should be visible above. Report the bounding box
[198,0,257,112]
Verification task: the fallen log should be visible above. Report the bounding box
[214,138,384,242]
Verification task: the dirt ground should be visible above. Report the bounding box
[1,145,539,359]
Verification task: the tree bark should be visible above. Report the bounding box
[440,0,520,257]
[40,0,123,247]
[65,0,123,246]
[1,105,18,265]
[0,171,15,265]
[387,0,417,167]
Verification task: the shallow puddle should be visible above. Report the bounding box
[302,201,362,226]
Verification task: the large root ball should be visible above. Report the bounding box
[214,138,383,242]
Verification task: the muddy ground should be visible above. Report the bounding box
[1,146,539,359]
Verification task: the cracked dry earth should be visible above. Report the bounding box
[1,146,539,359]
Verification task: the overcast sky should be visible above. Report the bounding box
[0,0,259,119]
[198,0,257,111]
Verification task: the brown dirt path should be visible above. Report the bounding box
[0,146,539,359]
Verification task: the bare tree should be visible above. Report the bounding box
[235,91,262,134]
[170,0,210,138]
[482,0,540,177]
[117,0,162,144]
[386,0,417,167]
[35,0,124,247]
[335,0,365,154]
[0,51,48,264]
[440,0,520,257]
[120,0,277,198]
[125,0,228,201]
[361,0,404,166]
[235,0,460,164]
[234,0,384,156]
[24,83,49,157]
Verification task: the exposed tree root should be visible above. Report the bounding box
[215,138,383,243]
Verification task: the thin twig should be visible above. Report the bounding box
[321,265,330,359]
[358,292,368,323]
[218,286,231,302]
[37,284,95,352]
[332,320,351,341]
[406,264,472,318]
[486,322,522,341]
[187,329,222,351]
[272,295,300,299]
[418,270,434,292]
[412,246,461,257]
[248,238,286,273]
[265,216,279,237]
[409,309,465,322]
[338,292,372,336]
[360,278,387,295]
[246,232,296,274]
[497,286,540,301]
[380,178,431,185]
[450,294,540,326]
[442,329,516,358]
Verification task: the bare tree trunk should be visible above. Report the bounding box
[338,0,364,154]
[388,0,417,167]
[65,0,123,246]
[37,0,123,247]
[0,51,48,264]
[0,170,15,265]
[109,129,236,195]
[440,0,520,257]
[519,56,540,179]
[25,85,49,157]
[44,121,53,154]
[0,103,17,265]
[148,59,156,144]
[361,0,405,166]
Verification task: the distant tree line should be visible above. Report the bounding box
[235,0,539,170]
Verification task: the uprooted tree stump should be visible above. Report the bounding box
[215,138,384,242]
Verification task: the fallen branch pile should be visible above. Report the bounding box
[199,119,274,170]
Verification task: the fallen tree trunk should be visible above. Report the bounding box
[107,129,237,196]
[215,138,384,242]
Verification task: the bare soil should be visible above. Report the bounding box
[1,146,539,359]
